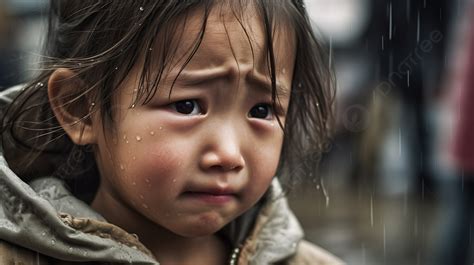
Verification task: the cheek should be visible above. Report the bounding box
[122,141,186,192]
[244,135,283,201]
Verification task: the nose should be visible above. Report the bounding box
[199,123,245,172]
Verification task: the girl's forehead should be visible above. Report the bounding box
[161,4,296,77]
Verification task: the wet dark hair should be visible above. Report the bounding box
[1,0,334,199]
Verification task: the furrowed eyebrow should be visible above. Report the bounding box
[175,67,290,97]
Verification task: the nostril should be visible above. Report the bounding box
[208,163,243,172]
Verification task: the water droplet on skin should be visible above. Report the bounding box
[132,156,136,160]
[131,104,136,108]
[316,185,320,190]
[123,135,127,140]
[145,179,150,184]
[136,136,142,142]
[142,204,149,209]
[132,181,136,186]
[149,48,153,51]
[115,66,119,70]
[133,88,138,93]
[282,68,286,74]
[150,131,155,136]
[139,195,144,200]
[126,140,129,144]
[159,126,163,130]
[37,82,44,87]
[298,83,302,88]
[172,179,176,183]
[271,123,275,127]
[120,164,124,170]
[139,6,144,11]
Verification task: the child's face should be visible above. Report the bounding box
[92,7,295,237]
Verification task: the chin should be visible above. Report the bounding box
[173,215,228,237]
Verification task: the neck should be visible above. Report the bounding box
[91,186,230,265]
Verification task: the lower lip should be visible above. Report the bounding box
[183,192,235,204]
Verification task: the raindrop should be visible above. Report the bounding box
[145,178,150,184]
[316,184,320,190]
[131,104,136,109]
[139,6,144,12]
[328,36,333,67]
[36,82,44,87]
[149,48,153,51]
[370,195,374,227]
[123,135,127,140]
[150,131,155,136]
[159,126,163,130]
[320,178,330,207]
[41,231,46,236]
[126,140,129,144]
[417,11,421,43]
[389,2,393,40]
[132,156,136,160]
[172,179,177,183]
[142,203,149,209]
[115,66,119,70]
[51,239,56,246]
[398,127,402,157]
[68,247,73,253]
[136,136,142,142]
[383,224,386,258]
[84,250,88,257]
[132,181,136,186]
[120,164,125,170]
[139,195,144,200]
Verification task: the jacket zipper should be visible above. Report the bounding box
[229,246,241,265]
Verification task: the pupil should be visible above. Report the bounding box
[251,105,268,118]
[176,101,194,114]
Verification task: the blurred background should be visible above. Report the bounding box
[0,0,473,264]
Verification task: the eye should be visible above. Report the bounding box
[249,103,274,120]
[170,100,202,115]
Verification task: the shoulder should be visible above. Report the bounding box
[0,240,50,264]
[287,240,345,265]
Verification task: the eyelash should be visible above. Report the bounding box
[168,100,276,120]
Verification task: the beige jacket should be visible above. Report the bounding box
[0,86,343,265]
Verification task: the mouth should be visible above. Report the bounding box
[181,188,238,204]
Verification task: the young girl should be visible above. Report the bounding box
[0,0,342,264]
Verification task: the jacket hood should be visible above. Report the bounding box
[0,85,305,264]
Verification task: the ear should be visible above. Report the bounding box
[48,68,98,145]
